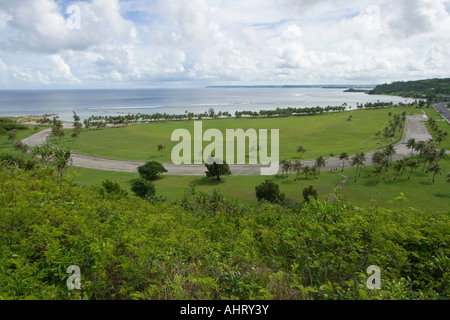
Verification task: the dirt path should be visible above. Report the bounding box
[328,172,349,203]
[22,113,433,176]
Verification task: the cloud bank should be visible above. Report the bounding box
[0,0,449,88]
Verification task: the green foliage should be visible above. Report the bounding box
[0,118,28,133]
[255,180,286,203]
[302,185,318,203]
[205,161,231,181]
[180,187,240,215]
[137,161,168,181]
[0,164,448,300]
[100,180,128,199]
[131,178,156,199]
[370,78,450,102]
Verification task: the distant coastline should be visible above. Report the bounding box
[207,85,376,89]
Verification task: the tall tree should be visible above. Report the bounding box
[429,164,442,183]
[157,144,166,157]
[314,156,326,174]
[339,152,349,172]
[383,145,396,162]
[302,165,311,179]
[292,160,303,181]
[373,165,384,184]
[407,138,416,156]
[407,159,419,180]
[393,159,407,182]
[296,145,306,159]
[53,147,72,180]
[351,152,366,183]
[280,159,291,177]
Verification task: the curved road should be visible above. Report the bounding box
[22,113,433,176]
[434,102,450,124]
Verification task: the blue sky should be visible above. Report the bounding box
[0,0,449,89]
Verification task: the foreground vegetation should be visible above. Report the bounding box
[0,164,448,300]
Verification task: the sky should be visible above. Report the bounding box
[0,0,449,89]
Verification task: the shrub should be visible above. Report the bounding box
[205,161,231,181]
[255,180,286,203]
[138,161,168,181]
[100,180,128,198]
[303,185,318,203]
[131,178,156,199]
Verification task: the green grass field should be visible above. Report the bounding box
[55,107,422,162]
[67,167,344,207]
[424,107,450,150]
[67,157,449,212]
[340,159,449,213]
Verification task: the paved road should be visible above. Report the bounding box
[22,113,433,176]
[434,102,450,124]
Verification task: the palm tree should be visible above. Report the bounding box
[7,130,17,144]
[157,143,166,157]
[280,159,291,177]
[373,165,384,183]
[296,145,306,159]
[315,156,326,174]
[383,145,396,162]
[372,151,385,167]
[380,157,391,181]
[339,152,349,172]
[414,140,426,164]
[436,149,448,162]
[406,138,416,156]
[292,160,303,181]
[393,159,406,182]
[351,152,366,183]
[424,148,437,173]
[302,165,311,179]
[407,159,419,180]
[358,152,367,178]
[53,147,72,180]
[311,165,318,179]
[429,163,442,183]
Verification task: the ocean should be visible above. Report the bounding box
[0,87,415,122]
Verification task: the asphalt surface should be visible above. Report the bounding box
[22,113,433,176]
[434,102,450,124]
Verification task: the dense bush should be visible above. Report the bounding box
[100,180,128,199]
[255,180,286,203]
[205,161,231,181]
[131,178,156,199]
[302,185,318,203]
[0,118,28,134]
[0,165,448,300]
[137,161,168,181]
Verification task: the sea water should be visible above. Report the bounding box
[0,87,415,122]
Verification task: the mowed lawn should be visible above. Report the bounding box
[340,159,449,213]
[67,167,344,207]
[67,158,449,212]
[424,107,450,150]
[55,107,422,162]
